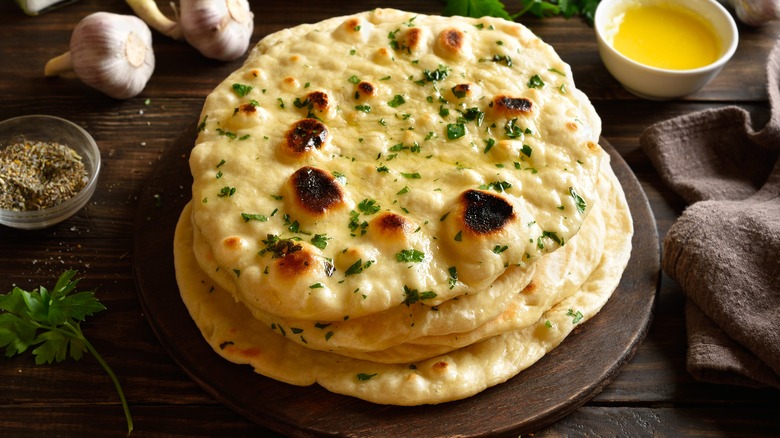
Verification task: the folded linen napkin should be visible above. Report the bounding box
[639,40,780,389]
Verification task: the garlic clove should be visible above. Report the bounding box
[126,0,184,40]
[45,12,155,99]
[179,0,254,61]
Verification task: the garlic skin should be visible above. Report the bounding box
[722,0,780,26]
[179,0,254,61]
[45,12,155,99]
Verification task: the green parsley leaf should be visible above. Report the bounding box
[567,308,584,324]
[216,128,237,139]
[345,259,373,276]
[492,244,509,254]
[542,230,564,246]
[483,138,496,154]
[348,210,369,236]
[332,171,347,185]
[197,115,208,132]
[358,198,381,215]
[443,0,512,20]
[480,54,513,67]
[0,271,132,433]
[504,118,524,138]
[388,95,406,108]
[570,187,587,214]
[528,74,545,89]
[460,107,485,126]
[402,285,438,306]
[419,65,451,83]
[217,186,236,198]
[448,266,458,289]
[259,234,303,259]
[395,249,425,263]
[241,213,268,222]
[231,83,253,97]
[447,123,466,139]
[443,1,602,27]
[480,181,512,193]
[311,234,330,249]
[357,372,378,381]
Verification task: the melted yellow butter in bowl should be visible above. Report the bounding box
[613,4,722,70]
[594,0,738,99]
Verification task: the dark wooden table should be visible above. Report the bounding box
[1,1,779,436]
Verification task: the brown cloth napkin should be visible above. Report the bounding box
[639,40,780,389]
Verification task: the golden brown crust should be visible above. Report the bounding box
[436,28,465,58]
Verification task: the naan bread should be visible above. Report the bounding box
[173,156,632,404]
[173,8,634,406]
[188,8,604,321]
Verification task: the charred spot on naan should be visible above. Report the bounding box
[435,28,466,58]
[285,166,346,216]
[372,47,394,64]
[282,118,329,156]
[458,189,516,236]
[304,91,330,112]
[398,27,428,54]
[333,17,369,42]
[367,212,415,248]
[273,247,319,278]
[355,81,377,99]
[491,95,533,117]
[236,102,258,116]
[450,83,472,100]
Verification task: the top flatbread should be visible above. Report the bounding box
[188,8,604,321]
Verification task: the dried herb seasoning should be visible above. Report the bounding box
[0,141,88,211]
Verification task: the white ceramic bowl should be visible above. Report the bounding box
[0,115,101,230]
[594,0,739,100]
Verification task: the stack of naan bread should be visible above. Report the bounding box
[173,9,633,405]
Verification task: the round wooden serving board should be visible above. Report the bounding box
[133,124,660,437]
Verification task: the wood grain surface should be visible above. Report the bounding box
[1,1,779,437]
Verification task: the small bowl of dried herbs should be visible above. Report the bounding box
[0,115,101,230]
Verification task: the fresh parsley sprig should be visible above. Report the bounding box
[0,270,133,434]
[443,0,601,25]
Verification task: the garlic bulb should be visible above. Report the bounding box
[127,0,254,61]
[179,0,254,61]
[722,0,780,26]
[44,12,155,99]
